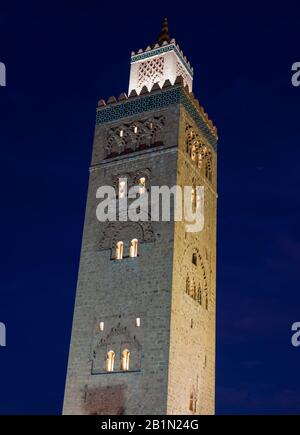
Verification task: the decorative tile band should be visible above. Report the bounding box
[131,44,193,77]
[96,87,217,150]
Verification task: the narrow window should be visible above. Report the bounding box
[189,393,194,412]
[119,129,124,138]
[205,294,208,310]
[198,152,202,168]
[115,241,124,260]
[138,177,146,194]
[192,253,197,266]
[133,126,138,134]
[130,239,138,258]
[121,349,130,371]
[106,350,115,372]
[189,392,197,413]
[136,317,141,327]
[99,321,104,332]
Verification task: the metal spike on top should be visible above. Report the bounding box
[158,17,170,44]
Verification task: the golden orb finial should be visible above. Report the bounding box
[158,17,170,44]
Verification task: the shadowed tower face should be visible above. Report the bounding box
[63,19,218,415]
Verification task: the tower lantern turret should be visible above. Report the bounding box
[128,18,193,95]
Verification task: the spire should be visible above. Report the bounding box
[158,17,170,44]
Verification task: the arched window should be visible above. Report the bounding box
[198,152,203,168]
[106,350,115,372]
[138,177,146,194]
[115,241,124,260]
[192,253,197,266]
[189,392,197,412]
[205,294,209,310]
[130,239,138,257]
[121,349,130,371]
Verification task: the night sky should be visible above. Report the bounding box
[0,0,300,415]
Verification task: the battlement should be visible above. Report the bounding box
[97,76,218,147]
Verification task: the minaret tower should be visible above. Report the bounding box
[63,19,218,415]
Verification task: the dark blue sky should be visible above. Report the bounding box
[0,0,300,415]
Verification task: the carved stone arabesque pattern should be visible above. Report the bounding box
[91,324,142,374]
[182,247,209,308]
[99,221,155,252]
[185,121,213,182]
[176,61,189,88]
[106,116,165,158]
[138,57,164,90]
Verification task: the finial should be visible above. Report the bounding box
[158,17,170,44]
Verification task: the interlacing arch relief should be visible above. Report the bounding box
[111,168,151,196]
[91,324,142,374]
[98,220,155,252]
[106,116,165,158]
[182,246,209,309]
[184,121,213,182]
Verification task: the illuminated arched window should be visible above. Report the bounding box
[198,152,203,168]
[106,350,115,372]
[138,177,146,194]
[130,239,138,258]
[115,241,124,260]
[121,349,130,371]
